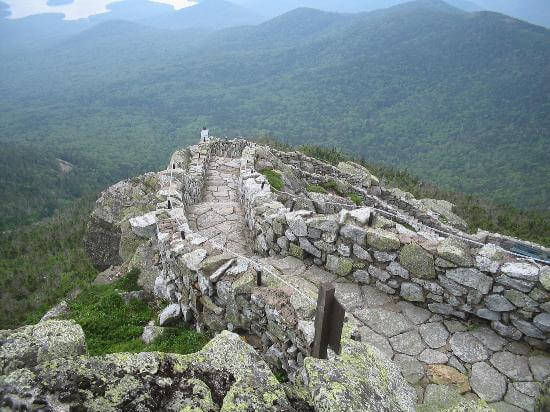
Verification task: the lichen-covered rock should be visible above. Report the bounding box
[0,331,292,411]
[129,242,161,296]
[399,243,436,279]
[84,173,163,270]
[366,228,401,252]
[0,320,87,375]
[436,237,473,267]
[298,338,416,411]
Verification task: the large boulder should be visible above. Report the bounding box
[84,173,163,270]
[0,320,87,375]
[297,336,417,411]
[0,331,293,411]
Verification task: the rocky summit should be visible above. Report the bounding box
[2,138,549,411]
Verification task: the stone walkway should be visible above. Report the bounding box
[256,255,548,412]
[189,155,547,411]
[187,156,253,255]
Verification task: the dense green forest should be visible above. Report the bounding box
[0,197,98,329]
[1,1,548,232]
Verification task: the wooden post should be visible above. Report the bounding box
[167,199,172,210]
[256,270,262,286]
[312,283,345,359]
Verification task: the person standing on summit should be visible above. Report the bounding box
[200,127,209,143]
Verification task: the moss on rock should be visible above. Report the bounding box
[399,243,436,279]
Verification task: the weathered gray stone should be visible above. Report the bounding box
[353,269,370,284]
[475,244,505,273]
[533,313,550,332]
[361,285,392,307]
[0,330,291,411]
[355,308,413,337]
[337,242,351,257]
[373,251,396,262]
[390,331,426,356]
[490,351,533,381]
[437,237,473,267]
[438,275,468,296]
[285,228,297,242]
[299,338,417,411]
[470,362,507,402]
[141,325,164,344]
[334,282,364,311]
[513,382,542,398]
[449,332,489,363]
[366,228,401,252]
[418,349,448,364]
[368,266,390,282]
[340,224,367,245]
[471,327,506,351]
[476,308,501,321]
[540,267,550,291]
[159,303,181,326]
[40,301,69,322]
[496,274,535,293]
[306,216,339,234]
[299,237,322,258]
[485,294,515,312]
[504,289,539,311]
[388,261,409,279]
[393,354,425,385]
[326,255,354,276]
[528,355,550,381]
[419,322,449,349]
[400,282,425,302]
[504,384,536,411]
[510,314,545,339]
[491,321,523,340]
[399,243,436,279]
[435,257,457,268]
[358,327,394,359]
[398,301,431,325]
[286,211,308,237]
[446,268,493,294]
[348,207,372,225]
[182,248,207,271]
[428,303,455,315]
[129,211,157,238]
[352,244,372,261]
[0,320,87,375]
[501,262,539,282]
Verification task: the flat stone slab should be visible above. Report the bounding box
[389,330,426,356]
[470,361,507,402]
[355,308,414,337]
[419,322,449,349]
[490,351,533,382]
[449,332,489,363]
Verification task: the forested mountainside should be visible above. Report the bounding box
[1,0,548,231]
[235,0,550,27]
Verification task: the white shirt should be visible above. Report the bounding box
[200,129,209,141]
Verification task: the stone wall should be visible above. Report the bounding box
[127,138,549,382]
[239,143,550,346]
[150,139,313,381]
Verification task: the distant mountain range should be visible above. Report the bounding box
[0,0,548,229]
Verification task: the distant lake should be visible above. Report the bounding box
[4,0,196,20]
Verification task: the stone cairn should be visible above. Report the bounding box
[89,138,549,410]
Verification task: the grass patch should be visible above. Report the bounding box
[306,184,328,194]
[260,168,284,191]
[67,269,208,356]
[348,193,363,206]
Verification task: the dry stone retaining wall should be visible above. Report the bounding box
[239,143,550,345]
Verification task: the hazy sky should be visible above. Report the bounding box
[4,0,197,20]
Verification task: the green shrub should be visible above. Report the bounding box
[306,184,327,194]
[348,193,363,206]
[114,267,141,292]
[260,168,284,191]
